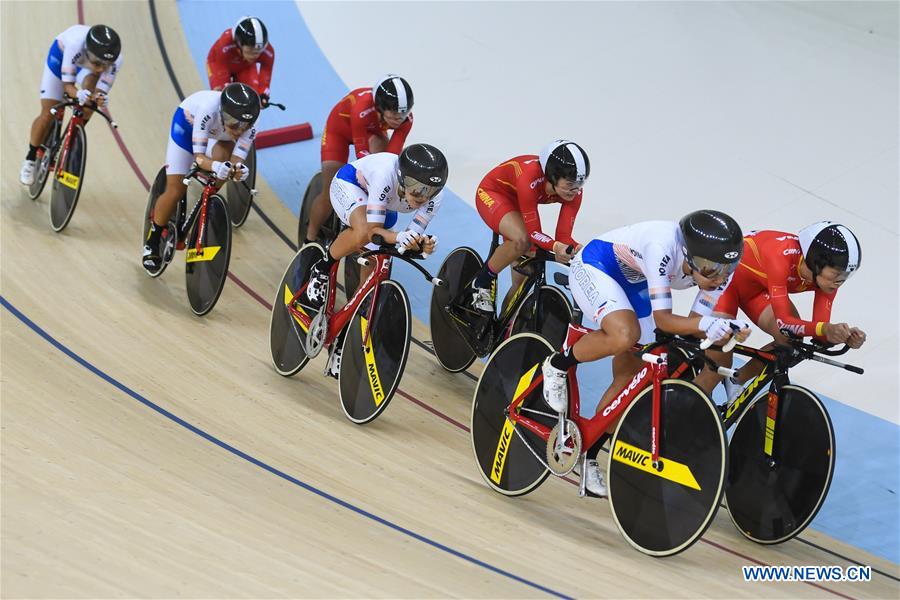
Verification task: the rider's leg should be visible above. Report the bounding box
[470,207,528,313]
[145,121,194,269]
[500,264,529,317]
[23,55,66,184]
[305,160,343,242]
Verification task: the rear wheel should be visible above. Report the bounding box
[185,194,231,316]
[608,379,726,556]
[430,246,483,372]
[298,171,341,246]
[269,243,326,376]
[471,333,555,496]
[49,122,86,232]
[29,118,61,200]
[226,144,256,227]
[725,385,835,544]
[509,284,573,349]
[339,280,412,424]
[142,167,177,278]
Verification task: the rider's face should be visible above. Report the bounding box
[241,45,263,61]
[404,188,430,208]
[381,110,407,129]
[816,266,849,294]
[690,266,727,291]
[552,178,583,202]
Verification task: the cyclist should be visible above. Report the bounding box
[20,24,122,185]
[207,17,274,104]
[694,222,866,400]
[300,144,447,308]
[541,210,752,496]
[142,83,261,272]
[466,141,588,315]
[303,75,415,244]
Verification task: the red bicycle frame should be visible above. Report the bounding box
[509,323,694,464]
[53,110,82,181]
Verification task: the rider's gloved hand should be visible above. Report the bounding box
[76,88,92,105]
[847,326,866,349]
[211,160,233,180]
[233,162,250,182]
[822,322,851,345]
[396,229,420,250]
[727,319,752,342]
[699,316,733,343]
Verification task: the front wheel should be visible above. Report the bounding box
[608,379,726,557]
[29,118,61,200]
[185,194,231,316]
[49,122,86,232]
[430,246,483,372]
[725,385,835,544]
[471,333,555,496]
[509,284,573,349]
[226,144,256,228]
[338,279,412,424]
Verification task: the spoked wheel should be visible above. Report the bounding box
[226,144,256,228]
[725,385,835,544]
[142,167,178,278]
[339,279,412,424]
[185,194,232,316]
[49,122,86,232]
[471,333,555,496]
[29,118,61,200]
[430,246,483,372]
[509,284,573,348]
[269,243,326,376]
[297,171,341,246]
[608,380,726,556]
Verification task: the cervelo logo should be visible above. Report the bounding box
[783,248,802,256]
[602,367,648,417]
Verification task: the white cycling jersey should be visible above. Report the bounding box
[179,90,256,161]
[55,25,122,90]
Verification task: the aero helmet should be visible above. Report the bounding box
[233,17,268,51]
[398,144,448,198]
[85,24,121,63]
[798,221,861,280]
[220,83,261,128]
[539,140,590,186]
[374,75,414,115]
[679,209,744,278]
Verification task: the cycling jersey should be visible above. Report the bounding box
[329,152,440,234]
[320,88,413,163]
[40,25,122,101]
[206,30,274,96]
[475,155,582,247]
[714,230,835,338]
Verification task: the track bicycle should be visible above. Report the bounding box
[269,234,443,424]
[471,324,738,556]
[27,98,117,232]
[143,164,234,316]
[430,232,574,372]
[709,338,864,545]
[224,100,285,228]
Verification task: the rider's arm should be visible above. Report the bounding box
[516,174,542,243]
[645,242,704,335]
[190,111,213,170]
[94,56,122,96]
[554,191,582,248]
[385,113,413,155]
[229,127,257,164]
[810,288,837,340]
[206,32,231,91]
[351,106,372,158]
[764,250,823,338]
[407,192,441,235]
[653,309,705,336]
[257,44,275,97]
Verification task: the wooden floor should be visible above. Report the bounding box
[2,1,897,597]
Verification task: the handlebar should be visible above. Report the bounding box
[357,234,443,287]
[263,100,286,111]
[51,98,117,128]
[182,164,216,187]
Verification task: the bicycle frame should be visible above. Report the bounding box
[719,345,779,430]
[49,100,115,184]
[508,324,695,466]
[179,172,220,259]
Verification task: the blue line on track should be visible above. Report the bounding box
[1,295,572,599]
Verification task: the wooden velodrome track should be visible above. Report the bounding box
[2,2,897,598]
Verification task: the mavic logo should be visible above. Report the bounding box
[361,316,385,406]
[491,425,513,484]
[612,440,701,490]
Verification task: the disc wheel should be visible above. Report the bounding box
[608,379,726,556]
[49,122,86,232]
[269,243,326,376]
[471,333,555,496]
[28,118,61,200]
[725,385,835,544]
[226,144,256,227]
[298,171,342,246]
[142,167,175,278]
[185,194,232,316]
[509,284,573,349]
[430,246,483,372]
[339,280,412,424]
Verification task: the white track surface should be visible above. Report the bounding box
[2,1,898,597]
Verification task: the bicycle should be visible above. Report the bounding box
[143,164,234,316]
[429,232,574,373]
[224,100,285,228]
[471,325,736,556]
[711,338,864,545]
[27,98,116,232]
[269,234,443,424]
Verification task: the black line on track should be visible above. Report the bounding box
[146,1,896,580]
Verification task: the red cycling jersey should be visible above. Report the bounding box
[714,230,836,339]
[475,155,582,247]
[320,87,413,163]
[206,29,274,97]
